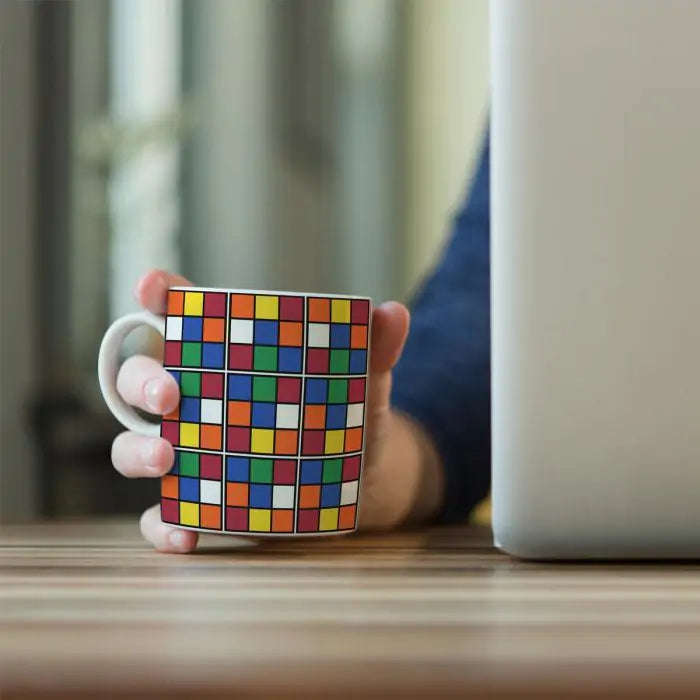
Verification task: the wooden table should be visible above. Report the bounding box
[3,519,700,698]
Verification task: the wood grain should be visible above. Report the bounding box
[2,519,700,698]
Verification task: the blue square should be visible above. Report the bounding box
[254,320,278,345]
[179,477,200,502]
[349,350,367,374]
[227,456,250,482]
[170,452,180,475]
[278,347,302,373]
[251,402,276,428]
[202,342,224,369]
[249,483,272,508]
[183,317,203,341]
[179,397,201,422]
[330,324,351,348]
[306,379,328,404]
[301,460,323,484]
[168,369,181,384]
[229,374,252,400]
[326,404,347,430]
[320,483,341,508]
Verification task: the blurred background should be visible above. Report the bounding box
[0,0,489,523]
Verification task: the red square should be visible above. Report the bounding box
[277,377,301,403]
[229,345,253,370]
[164,341,182,366]
[307,348,329,373]
[161,421,179,446]
[279,295,304,321]
[204,292,227,317]
[200,454,222,480]
[226,507,248,531]
[297,509,319,532]
[342,455,361,481]
[273,460,296,485]
[201,373,224,399]
[227,427,251,452]
[351,299,370,324]
[302,430,325,455]
[161,498,180,524]
[348,378,366,403]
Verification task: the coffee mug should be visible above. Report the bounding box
[98,286,372,536]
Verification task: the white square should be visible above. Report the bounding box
[272,485,295,509]
[166,317,183,341]
[230,319,254,344]
[346,403,364,428]
[308,323,330,348]
[340,480,359,506]
[276,403,299,429]
[200,479,222,505]
[200,399,223,424]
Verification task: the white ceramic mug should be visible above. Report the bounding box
[99,286,372,536]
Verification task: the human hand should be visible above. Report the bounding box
[111,269,440,552]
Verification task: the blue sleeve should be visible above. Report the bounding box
[391,134,491,524]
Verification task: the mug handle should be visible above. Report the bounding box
[97,311,167,437]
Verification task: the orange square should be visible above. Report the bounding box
[338,505,357,530]
[167,290,184,315]
[163,406,179,422]
[345,427,363,452]
[272,510,294,533]
[309,298,330,322]
[227,482,249,507]
[203,317,225,342]
[351,325,368,349]
[275,429,298,455]
[304,405,326,429]
[200,505,221,529]
[279,321,303,346]
[200,424,222,450]
[161,474,178,499]
[228,401,251,426]
[231,294,254,319]
[299,485,320,508]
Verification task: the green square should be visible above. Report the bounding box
[329,349,350,374]
[253,376,277,402]
[322,459,343,483]
[254,346,278,372]
[179,451,199,477]
[180,372,201,397]
[182,342,202,367]
[328,379,348,404]
[250,458,273,483]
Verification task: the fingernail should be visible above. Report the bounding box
[169,529,189,551]
[144,378,165,412]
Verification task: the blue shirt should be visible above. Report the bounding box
[392,134,491,524]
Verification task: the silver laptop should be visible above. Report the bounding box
[491,0,700,558]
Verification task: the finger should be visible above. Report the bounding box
[140,504,199,553]
[111,432,174,478]
[116,355,180,414]
[134,269,193,315]
[370,302,410,374]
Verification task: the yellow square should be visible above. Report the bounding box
[319,508,339,531]
[180,502,199,526]
[180,423,200,447]
[184,291,204,316]
[251,428,274,454]
[249,508,271,532]
[325,430,345,454]
[331,299,351,323]
[255,295,279,319]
